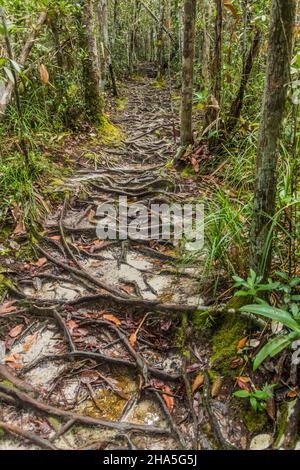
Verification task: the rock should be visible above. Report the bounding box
[250,434,273,450]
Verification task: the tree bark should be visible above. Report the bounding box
[251,0,296,279]
[180,0,196,146]
[157,1,165,78]
[205,0,222,127]
[78,0,103,123]
[97,0,118,96]
[226,28,261,133]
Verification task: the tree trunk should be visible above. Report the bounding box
[180,0,196,146]
[226,28,261,134]
[250,0,296,279]
[78,0,103,123]
[205,0,222,127]
[156,2,165,78]
[200,0,212,88]
[97,0,118,96]
[129,0,139,75]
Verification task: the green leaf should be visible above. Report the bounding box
[290,277,300,287]
[9,59,21,73]
[254,390,272,400]
[240,304,300,331]
[250,396,258,411]
[233,390,250,398]
[253,333,298,370]
[3,66,15,84]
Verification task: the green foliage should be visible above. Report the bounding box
[234,383,276,413]
[236,272,300,370]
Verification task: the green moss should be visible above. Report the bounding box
[244,407,268,433]
[98,115,124,145]
[181,165,196,178]
[0,428,6,439]
[153,78,167,89]
[192,308,215,332]
[274,401,299,449]
[177,312,189,347]
[211,312,247,373]
[116,97,128,111]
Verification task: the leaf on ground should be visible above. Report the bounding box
[0,301,17,315]
[211,376,223,398]
[129,332,137,347]
[237,336,248,350]
[162,385,174,412]
[5,353,23,369]
[49,235,61,241]
[88,209,96,224]
[192,373,205,393]
[9,324,24,338]
[121,284,135,295]
[72,328,89,337]
[236,376,252,392]
[23,332,38,352]
[36,257,47,267]
[103,314,121,326]
[13,219,26,236]
[80,370,100,384]
[67,320,79,332]
[287,389,299,398]
[230,357,244,369]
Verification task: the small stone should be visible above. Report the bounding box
[248,339,260,348]
[250,434,273,450]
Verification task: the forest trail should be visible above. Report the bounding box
[0,77,246,450]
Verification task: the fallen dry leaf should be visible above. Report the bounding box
[192,373,205,393]
[80,370,100,384]
[13,220,26,236]
[36,257,47,267]
[287,389,299,398]
[162,385,174,413]
[129,332,137,348]
[237,336,248,350]
[67,320,79,332]
[23,332,38,352]
[9,324,24,338]
[103,314,121,326]
[236,376,252,392]
[0,301,17,315]
[5,353,23,369]
[211,376,223,398]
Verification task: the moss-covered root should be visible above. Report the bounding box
[274,399,300,449]
[211,312,247,374]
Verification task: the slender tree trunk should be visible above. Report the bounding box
[129,0,139,75]
[200,0,212,88]
[157,1,165,78]
[78,0,103,123]
[226,28,261,133]
[251,0,296,279]
[180,0,196,146]
[97,0,118,96]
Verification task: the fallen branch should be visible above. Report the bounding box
[0,420,57,450]
[0,383,171,436]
